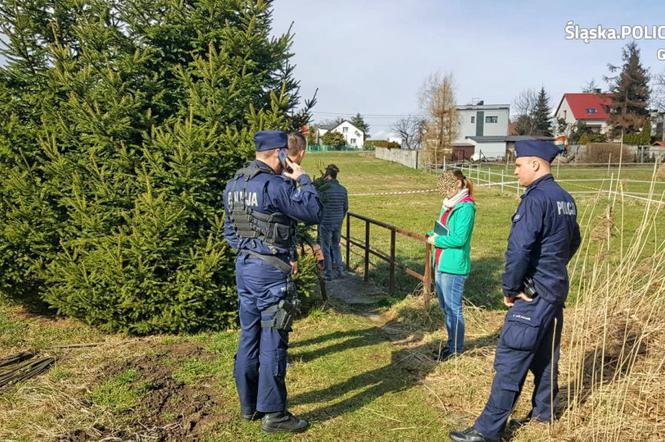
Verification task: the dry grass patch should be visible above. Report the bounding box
[0,336,232,441]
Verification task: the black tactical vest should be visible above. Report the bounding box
[227,164,296,251]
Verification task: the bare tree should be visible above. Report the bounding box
[512,88,538,135]
[419,72,458,166]
[392,115,425,149]
[653,71,665,141]
[652,70,665,111]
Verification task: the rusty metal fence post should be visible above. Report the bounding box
[423,243,432,307]
[364,220,370,282]
[389,228,396,294]
[345,212,351,270]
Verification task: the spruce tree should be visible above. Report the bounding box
[532,87,553,136]
[606,42,650,137]
[350,113,370,138]
[0,0,315,333]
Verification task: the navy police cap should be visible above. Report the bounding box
[514,139,560,163]
[254,130,288,152]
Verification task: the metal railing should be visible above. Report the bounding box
[342,211,433,299]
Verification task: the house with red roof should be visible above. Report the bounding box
[554,92,612,136]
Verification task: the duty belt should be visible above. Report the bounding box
[241,250,292,273]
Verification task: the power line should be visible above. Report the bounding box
[312,111,425,118]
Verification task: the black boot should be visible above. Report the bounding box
[449,426,498,442]
[261,411,309,433]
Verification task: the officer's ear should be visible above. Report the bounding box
[530,158,542,172]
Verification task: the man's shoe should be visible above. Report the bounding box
[261,411,309,433]
[432,348,460,361]
[449,426,497,442]
[241,411,264,421]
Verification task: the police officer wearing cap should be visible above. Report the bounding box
[223,130,321,433]
[450,140,581,442]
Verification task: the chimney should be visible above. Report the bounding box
[593,88,601,94]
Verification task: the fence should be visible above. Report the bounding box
[306,144,367,152]
[425,161,665,205]
[374,146,421,168]
[342,211,433,300]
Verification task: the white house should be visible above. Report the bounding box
[456,103,511,141]
[414,101,511,161]
[554,92,612,136]
[317,120,365,148]
[456,102,511,159]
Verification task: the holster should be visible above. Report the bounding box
[261,297,301,331]
[523,277,538,298]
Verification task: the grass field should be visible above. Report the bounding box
[303,152,664,304]
[1,152,663,441]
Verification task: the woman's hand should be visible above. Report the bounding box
[426,234,438,246]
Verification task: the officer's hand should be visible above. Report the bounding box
[283,158,305,181]
[516,292,533,303]
[290,260,298,275]
[426,234,438,246]
[504,292,533,307]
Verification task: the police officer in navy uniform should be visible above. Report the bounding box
[223,130,321,433]
[450,140,581,442]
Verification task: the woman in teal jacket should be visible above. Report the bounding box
[427,169,476,360]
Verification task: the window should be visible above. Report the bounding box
[350,138,356,144]
[342,127,348,134]
[471,116,475,123]
[586,108,597,113]
[485,115,498,123]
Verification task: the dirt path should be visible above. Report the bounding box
[323,271,387,305]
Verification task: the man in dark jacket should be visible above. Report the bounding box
[223,130,321,433]
[450,140,581,442]
[318,164,348,280]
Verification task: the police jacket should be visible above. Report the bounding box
[502,174,581,305]
[223,160,322,259]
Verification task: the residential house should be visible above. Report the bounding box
[554,92,612,136]
[652,141,665,161]
[316,120,365,148]
[457,102,511,160]
[416,101,511,161]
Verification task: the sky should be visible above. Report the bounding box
[271,0,665,139]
